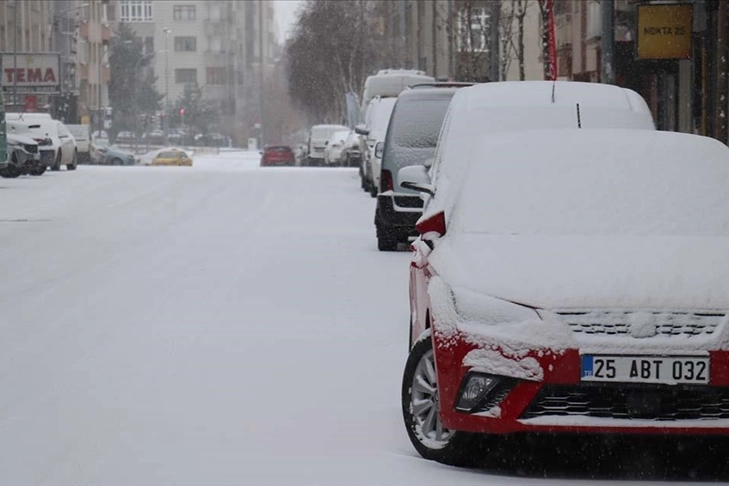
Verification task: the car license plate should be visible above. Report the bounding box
[581,355,709,384]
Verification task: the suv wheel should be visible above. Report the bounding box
[67,151,78,170]
[377,235,398,251]
[51,151,62,171]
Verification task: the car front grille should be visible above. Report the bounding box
[23,144,38,154]
[521,384,729,421]
[393,195,424,208]
[557,311,725,337]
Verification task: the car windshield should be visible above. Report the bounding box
[4,2,728,484]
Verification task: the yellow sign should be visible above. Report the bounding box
[637,4,693,60]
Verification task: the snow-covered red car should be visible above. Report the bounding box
[400,128,729,467]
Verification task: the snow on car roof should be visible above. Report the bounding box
[458,80,651,113]
[453,129,729,237]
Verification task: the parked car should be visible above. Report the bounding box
[342,130,361,168]
[306,124,349,166]
[66,124,91,163]
[376,80,656,252]
[116,131,134,145]
[355,96,397,196]
[323,130,350,166]
[373,87,460,250]
[260,145,295,166]
[0,133,42,178]
[94,144,136,166]
[151,149,193,167]
[360,69,434,116]
[400,128,729,467]
[6,114,77,171]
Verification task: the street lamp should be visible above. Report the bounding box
[163,28,172,141]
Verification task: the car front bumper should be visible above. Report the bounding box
[433,329,729,436]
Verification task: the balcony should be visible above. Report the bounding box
[79,20,89,39]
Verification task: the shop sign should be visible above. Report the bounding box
[0,53,61,94]
[637,4,693,60]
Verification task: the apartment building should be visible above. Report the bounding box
[107,0,278,141]
[0,0,54,110]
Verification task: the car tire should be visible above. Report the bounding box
[112,158,123,166]
[0,165,21,178]
[67,151,78,170]
[51,151,62,171]
[369,183,378,198]
[377,235,398,251]
[402,331,479,467]
[29,165,47,176]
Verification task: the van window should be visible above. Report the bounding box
[389,98,452,149]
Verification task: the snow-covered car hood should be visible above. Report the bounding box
[7,134,38,145]
[429,234,729,311]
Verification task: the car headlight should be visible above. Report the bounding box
[451,286,539,324]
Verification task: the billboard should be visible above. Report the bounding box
[637,4,693,60]
[1,53,61,94]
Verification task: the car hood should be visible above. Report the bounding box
[7,134,37,145]
[429,234,729,310]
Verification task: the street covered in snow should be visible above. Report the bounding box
[1,151,728,485]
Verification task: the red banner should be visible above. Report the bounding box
[547,0,557,80]
[24,95,38,112]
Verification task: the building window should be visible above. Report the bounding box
[174,36,196,52]
[120,1,153,22]
[175,68,197,84]
[173,5,196,20]
[206,67,225,85]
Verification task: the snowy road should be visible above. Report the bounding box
[0,152,727,485]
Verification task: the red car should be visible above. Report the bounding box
[260,145,295,166]
[400,129,729,467]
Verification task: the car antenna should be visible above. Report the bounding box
[576,103,582,128]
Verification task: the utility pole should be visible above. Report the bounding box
[489,0,500,82]
[11,0,18,110]
[717,0,728,144]
[601,0,615,84]
[163,28,171,143]
[258,0,265,149]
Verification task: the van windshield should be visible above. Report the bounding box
[389,98,452,149]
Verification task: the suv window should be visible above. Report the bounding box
[389,98,452,150]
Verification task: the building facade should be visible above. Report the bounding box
[0,0,54,110]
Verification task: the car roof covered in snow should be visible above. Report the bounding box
[457,81,653,114]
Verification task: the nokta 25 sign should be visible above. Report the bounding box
[637,4,693,60]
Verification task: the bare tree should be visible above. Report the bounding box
[285,0,382,124]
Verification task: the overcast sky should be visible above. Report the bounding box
[274,0,305,43]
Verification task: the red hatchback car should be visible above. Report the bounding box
[400,129,729,467]
[260,145,295,166]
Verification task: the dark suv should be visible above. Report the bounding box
[374,87,464,251]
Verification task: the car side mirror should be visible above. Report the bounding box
[374,141,384,159]
[355,124,369,136]
[398,165,434,196]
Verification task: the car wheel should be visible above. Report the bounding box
[51,151,62,171]
[29,165,47,176]
[112,158,123,166]
[377,235,398,251]
[67,151,78,170]
[0,165,21,178]
[369,182,378,198]
[402,331,478,467]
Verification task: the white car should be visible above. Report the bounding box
[6,113,78,171]
[323,129,350,166]
[66,124,91,163]
[306,124,349,166]
[399,129,729,466]
[354,96,397,197]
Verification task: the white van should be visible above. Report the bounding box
[306,124,349,166]
[360,69,434,114]
[356,96,397,196]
